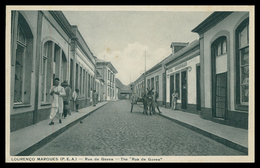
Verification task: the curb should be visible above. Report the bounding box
[157,113,248,155]
[135,103,247,154]
[16,103,108,156]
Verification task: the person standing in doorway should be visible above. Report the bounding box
[49,78,66,125]
[72,89,79,112]
[172,90,178,110]
[61,80,71,118]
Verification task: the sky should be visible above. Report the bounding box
[63,10,213,85]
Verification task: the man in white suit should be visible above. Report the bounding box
[49,78,66,125]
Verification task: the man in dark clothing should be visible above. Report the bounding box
[93,90,98,106]
[61,80,71,118]
[130,93,137,113]
[142,92,148,115]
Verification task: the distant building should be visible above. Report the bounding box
[71,25,96,107]
[164,40,200,112]
[95,68,105,102]
[96,58,118,101]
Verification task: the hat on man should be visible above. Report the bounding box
[61,80,69,87]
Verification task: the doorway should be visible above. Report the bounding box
[181,70,187,109]
[196,65,201,111]
[214,72,227,118]
[170,75,174,108]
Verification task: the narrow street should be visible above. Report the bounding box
[30,100,243,156]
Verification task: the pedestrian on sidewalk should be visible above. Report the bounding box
[68,84,72,115]
[90,88,93,106]
[72,89,79,112]
[49,78,66,125]
[154,91,162,113]
[130,92,137,113]
[103,93,106,101]
[61,80,71,118]
[172,90,178,110]
[93,90,98,106]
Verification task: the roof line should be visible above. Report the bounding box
[191,12,233,34]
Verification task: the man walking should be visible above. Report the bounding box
[61,80,71,118]
[49,78,66,125]
[93,90,98,106]
[130,92,137,113]
[72,89,79,112]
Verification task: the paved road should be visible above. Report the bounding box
[31,100,244,156]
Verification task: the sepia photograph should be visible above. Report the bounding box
[5,5,254,162]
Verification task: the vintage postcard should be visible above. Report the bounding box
[5,5,255,162]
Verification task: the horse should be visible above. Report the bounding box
[142,88,156,116]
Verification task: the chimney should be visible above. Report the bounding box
[170,42,189,55]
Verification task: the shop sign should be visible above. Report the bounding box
[167,61,188,74]
[175,62,187,70]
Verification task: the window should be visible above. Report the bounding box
[83,69,85,96]
[85,71,88,98]
[151,77,154,90]
[76,63,79,90]
[41,42,49,102]
[236,19,249,106]
[14,24,26,104]
[70,59,73,89]
[13,13,33,105]
[80,66,82,95]
[14,42,25,103]
[214,37,227,56]
[88,73,90,97]
[155,76,159,96]
[61,52,67,83]
[147,79,150,90]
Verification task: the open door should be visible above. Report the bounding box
[170,75,174,108]
[181,70,187,109]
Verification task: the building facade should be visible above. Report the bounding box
[70,25,96,108]
[96,58,118,101]
[145,61,166,106]
[192,12,249,129]
[165,40,200,113]
[10,11,96,132]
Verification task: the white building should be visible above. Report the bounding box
[165,40,200,113]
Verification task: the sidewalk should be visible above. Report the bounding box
[10,101,108,156]
[138,103,248,154]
